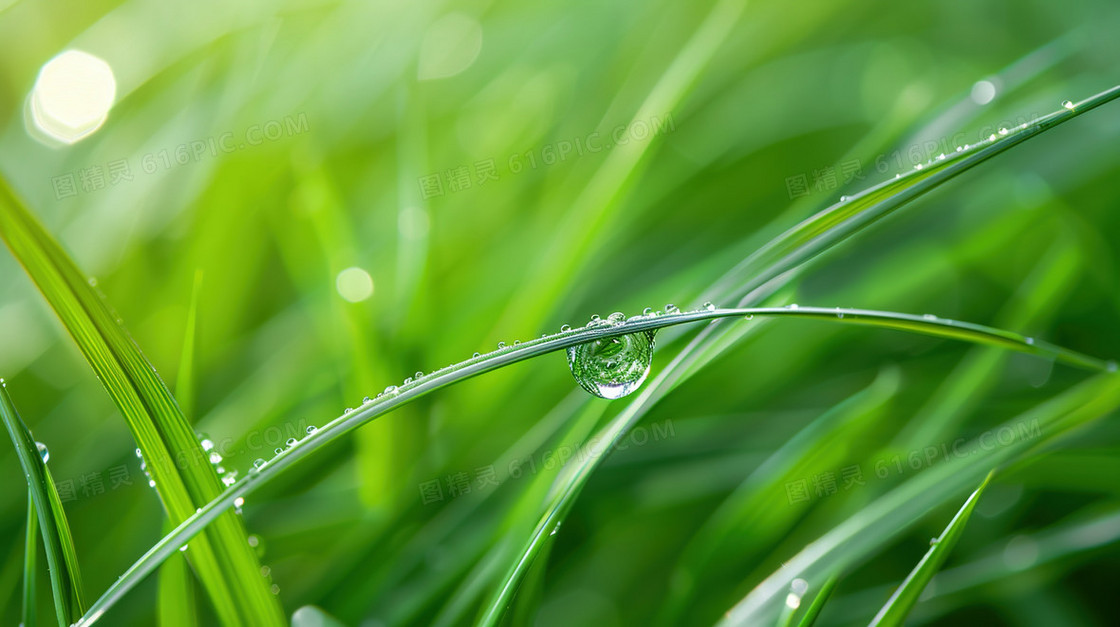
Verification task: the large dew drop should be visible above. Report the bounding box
[566,331,656,400]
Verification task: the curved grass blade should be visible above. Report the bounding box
[796,575,838,627]
[23,490,38,627]
[718,371,1120,625]
[0,178,283,626]
[70,304,1110,625]
[1,382,85,626]
[867,471,993,626]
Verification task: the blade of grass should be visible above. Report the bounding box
[795,575,838,627]
[23,489,38,627]
[1,382,85,626]
[867,471,993,626]
[0,177,283,625]
[71,302,1110,625]
[718,371,1120,625]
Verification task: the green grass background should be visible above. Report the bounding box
[1,0,1120,625]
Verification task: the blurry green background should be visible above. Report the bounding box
[2,0,1120,625]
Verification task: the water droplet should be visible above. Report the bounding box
[1107,360,1118,373]
[135,447,143,458]
[560,324,571,332]
[36,442,49,463]
[923,313,937,320]
[148,479,157,488]
[566,330,656,400]
[403,377,413,385]
[248,534,261,548]
[222,473,236,487]
[179,544,189,552]
[835,308,844,319]
[665,303,678,313]
[787,303,799,310]
[209,452,222,465]
[472,352,480,358]
[989,133,997,141]
[270,584,280,595]
[914,163,923,170]
[998,127,1008,136]
[703,301,716,311]
[286,438,297,447]
[894,173,901,179]
[497,341,506,349]
[362,396,372,404]
[414,371,424,380]
[274,448,283,456]
[306,425,317,435]
[937,153,945,160]
[253,458,266,469]
[384,385,398,395]
[642,307,654,316]
[1062,99,1075,110]
[955,146,963,152]
[590,314,601,322]
[839,195,848,202]
[200,437,214,452]
[1025,337,1035,346]
[514,340,521,346]
[234,496,245,511]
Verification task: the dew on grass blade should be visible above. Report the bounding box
[1062,99,1075,110]
[566,330,656,399]
[36,441,48,463]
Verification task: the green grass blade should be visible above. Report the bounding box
[718,372,1120,625]
[1,383,85,626]
[70,302,1109,625]
[795,575,838,627]
[711,85,1120,309]
[867,472,993,627]
[0,178,283,625]
[23,489,38,627]
[157,520,197,627]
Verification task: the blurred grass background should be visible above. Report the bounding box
[1,0,1120,625]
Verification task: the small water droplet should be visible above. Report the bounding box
[894,173,901,179]
[36,442,49,463]
[179,544,189,552]
[200,437,214,452]
[703,301,716,311]
[514,340,521,345]
[955,146,963,152]
[566,331,656,400]
[384,385,398,395]
[923,313,937,320]
[914,163,923,170]
[135,448,143,458]
[306,425,317,435]
[839,195,848,202]
[222,473,236,487]
[1025,337,1035,345]
[148,479,157,488]
[608,312,625,324]
[270,584,280,595]
[248,534,260,547]
[414,371,424,380]
[787,303,799,310]
[642,307,654,316]
[937,153,945,160]
[207,451,221,464]
[472,352,480,358]
[835,308,844,319]
[497,341,507,349]
[1107,360,1118,373]
[362,396,372,404]
[274,448,283,456]
[285,438,297,447]
[560,324,571,332]
[1062,99,1075,110]
[403,377,413,385]
[989,133,997,141]
[253,458,266,469]
[998,127,1008,136]
[665,303,678,313]
[234,496,245,511]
